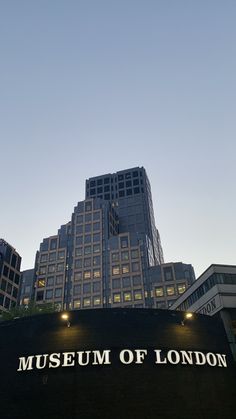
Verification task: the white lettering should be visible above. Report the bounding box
[77,351,91,366]
[49,353,61,368]
[62,352,75,367]
[92,350,111,365]
[194,351,206,366]
[35,354,48,370]
[180,351,193,365]
[206,352,217,367]
[17,356,34,371]
[134,349,147,364]
[216,353,227,368]
[119,349,134,364]
[167,350,180,364]
[154,350,167,364]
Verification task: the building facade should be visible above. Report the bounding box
[171,264,236,360]
[32,168,195,311]
[0,239,21,312]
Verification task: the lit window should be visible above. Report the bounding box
[120,236,128,248]
[93,296,101,306]
[84,258,91,267]
[37,279,45,288]
[124,292,132,302]
[55,288,62,298]
[112,253,119,262]
[134,290,142,300]
[178,283,186,294]
[121,251,129,261]
[73,299,81,309]
[74,272,82,281]
[131,249,139,259]
[113,293,121,303]
[93,269,101,278]
[84,245,91,255]
[132,262,140,272]
[93,244,100,253]
[40,254,48,263]
[46,289,53,299]
[122,265,130,274]
[112,266,120,275]
[166,286,175,296]
[84,270,91,279]
[83,297,91,307]
[155,287,164,297]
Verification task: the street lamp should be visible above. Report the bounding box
[61,312,71,328]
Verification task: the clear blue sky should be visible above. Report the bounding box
[1,0,236,276]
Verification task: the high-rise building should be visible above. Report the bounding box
[0,239,21,312]
[32,167,195,311]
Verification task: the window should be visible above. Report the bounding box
[9,270,14,281]
[134,187,140,194]
[50,239,57,250]
[40,254,48,263]
[47,277,54,287]
[84,270,91,279]
[122,277,131,288]
[3,265,9,277]
[124,292,132,302]
[84,245,91,255]
[93,244,100,253]
[74,272,82,281]
[93,222,100,231]
[36,291,44,301]
[93,282,101,292]
[85,201,92,212]
[73,299,81,309]
[57,263,64,272]
[112,253,119,262]
[76,225,83,234]
[83,297,91,307]
[132,275,141,286]
[93,269,101,278]
[156,301,166,309]
[74,284,81,295]
[58,250,65,260]
[75,259,82,269]
[75,247,83,257]
[93,211,100,221]
[120,236,128,248]
[121,251,129,261]
[37,279,45,288]
[0,279,7,291]
[83,283,91,293]
[127,189,132,196]
[84,235,91,243]
[132,262,140,272]
[56,275,63,285]
[84,258,91,267]
[85,224,91,233]
[46,289,53,299]
[126,180,132,187]
[134,290,142,300]
[97,187,103,194]
[119,190,125,197]
[166,286,175,296]
[164,267,173,281]
[93,296,101,306]
[132,171,139,178]
[7,283,12,295]
[93,256,100,266]
[55,288,63,298]
[131,249,139,259]
[112,266,120,275]
[122,265,130,274]
[155,287,164,297]
[76,236,83,246]
[118,182,124,189]
[85,213,92,222]
[39,266,46,275]
[76,215,83,224]
[112,278,121,289]
[14,273,20,285]
[113,293,121,303]
[178,283,186,294]
[93,233,100,242]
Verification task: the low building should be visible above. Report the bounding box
[0,239,21,312]
[171,264,236,360]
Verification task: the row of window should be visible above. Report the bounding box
[2,265,20,284]
[112,290,143,303]
[88,170,141,189]
[0,292,16,309]
[112,276,142,289]
[73,282,102,295]
[40,250,65,263]
[0,279,18,298]
[37,275,64,288]
[75,233,101,246]
[73,296,101,308]
[74,269,101,280]
[75,244,101,256]
[74,256,101,269]
[38,263,65,275]
[76,222,101,234]
[112,262,140,276]
[154,284,186,298]
[111,249,139,262]
[76,211,100,224]
[36,287,63,301]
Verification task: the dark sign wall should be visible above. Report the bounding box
[0,308,235,419]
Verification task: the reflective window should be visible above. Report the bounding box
[93,281,101,292]
[112,278,121,289]
[75,259,82,269]
[93,222,100,231]
[40,254,48,263]
[76,236,83,246]
[121,251,129,261]
[76,225,83,234]
[46,289,53,299]
[56,275,63,285]
[120,236,128,248]
[84,258,91,267]
[131,249,139,259]
[132,262,140,272]
[47,277,54,286]
[132,275,141,286]
[55,288,63,298]
[85,213,92,222]
[112,253,119,262]
[84,245,91,255]
[85,224,91,233]
[76,215,83,224]
[84,235,91,243]
[93,233,100,242]
[93,244,100,253]
[58,250,65,260]
[74,272,82,281]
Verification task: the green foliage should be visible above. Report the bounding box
[0,301,55,321]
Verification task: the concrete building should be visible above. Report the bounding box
[19,268,35,306]
[0,239,21,312]
[32,167,195,311]
[171,264,236,359]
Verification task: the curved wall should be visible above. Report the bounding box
[0,308,235,419]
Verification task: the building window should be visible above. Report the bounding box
[155,287,164,297]
[55,288,63,298]
[93,296,101,306]
[56,275,63,285]
[39,266,46,275]
[113,293,121,303]
[93,256,100,266]
[46,289,53,299]
[22,297,30,305]
[58,250,65,260]
[76,247,83,257]
[93,222,100,231]
[75,259,83,269]
[85,224,91,233]
[93,269,101,278]
[36,291,44,301]
[112,253,119,262]
[84,235,92,244]
[50,239,57,250]
[74,272,82,281]
[85,202,92,212]
[178,283,186,294]
[76,236,83,246]
[112,266,120,276]
[124,292,132,302]
[112,278,121,289]
[73,299,81,309]
[84,245,91,255]
[93,244,100,253]
[122,277,131,288]
[74,284,81,295]
[76,225,83,234]
[85,213,92,222]
[132,275,141,286]
[132,262,140,272]
[166,286,175,296]
[156,301,166,309]
[76,215,83,224]
[84,258,91,267]
[121,251,129,261]
[120,236,128,248]
[93,211,100,221]
[83,283,91,294]
[84,270,91,279]
[93,233,100,242]
[93,281,101,292]
[40,254,48,263]
[122,265,130,274]
[164,267,173,281]
[134,290,142,300]
[47,277,54,287]
[37,279,45,288]
[131,249,139,259]
[83,297,91,307]
[57,263,64,272]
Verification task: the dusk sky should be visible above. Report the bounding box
[1,1,236,276]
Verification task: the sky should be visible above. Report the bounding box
[0,0,236,277]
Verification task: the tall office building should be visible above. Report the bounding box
[0,239,21,312]
[32,167,194,311]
